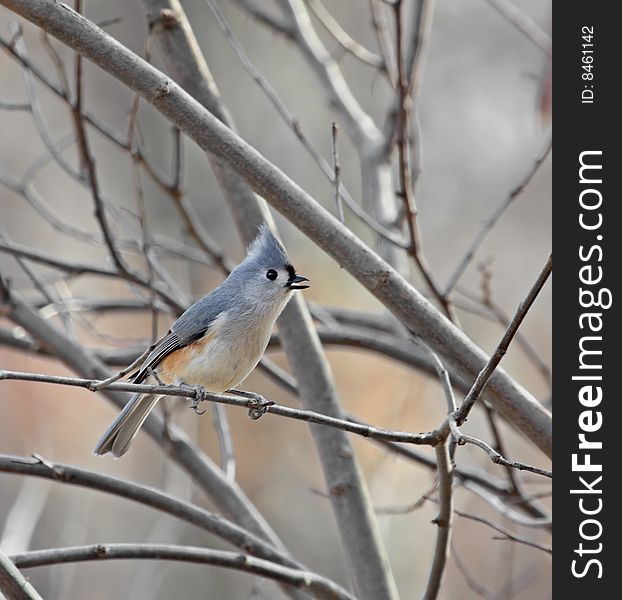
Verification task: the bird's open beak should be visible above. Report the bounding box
[285,275,310,290]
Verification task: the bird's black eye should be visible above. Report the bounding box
[266,269,278,281]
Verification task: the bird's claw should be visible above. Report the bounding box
[188,384,208,415]
[245,392,274,420]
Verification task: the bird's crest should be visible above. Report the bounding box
[246,224,289,267]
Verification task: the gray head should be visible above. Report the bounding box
[229,225,309,310]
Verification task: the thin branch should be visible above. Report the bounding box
[277,0,382,148]
[331,122,344,223]
[0,99,30,111]
[11,544,355,600]
[452,507,551,555]
[0,169,214,270]
[0,240,184,313]
[127,22,160,343]
[0,369,436,446]
[382,0,435,149]
[278,0,412,273]
[482,405,522,492]
[0,31,179,194]
[0,240,128,279]
[454,255,552,424]
[39,32,71,97]
[422,441,453,600]
[369,0,397,84]
[478,266,551,386]
[9,25,83,181]
[0,455,302,569]
[70,30,132,279]
[451,545,500,600]
[449,425,552,479]
[444,140,552,295]
[228,0,294,38]
[0,367,553,481]
[463,481,551,529]
[483,0,551,56]
[305,0,384,69]
[392,0,454,320]
[454,286,552,389]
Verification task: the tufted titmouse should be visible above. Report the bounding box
[94,225,309,457]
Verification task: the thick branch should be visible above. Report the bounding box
[11,544,355,600]
[0,455,299,570]
[0,549,43,600]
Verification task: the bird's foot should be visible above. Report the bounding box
[183,383,208,415]
[227,389,274,420]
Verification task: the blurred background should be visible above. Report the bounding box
[1,0,551,598]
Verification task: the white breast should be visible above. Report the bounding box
[167,309,276,392]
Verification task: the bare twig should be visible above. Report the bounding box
[0,454,304,568]
[454,285,552,388]
[451,507,551,554]
[0,99,30,111]
[277,0,381,148]
[369,0,397,84]
[39,32,71,97]
[463,481,551,529]
[127,23,161,343]
[0,32,180,194]
[451,545,500,600]
[228,0,294,38]
[483,0,551,56]
[0,365,553,481]
[0,239,184,313]
[454,255,552,425]
[0,369,436,446]
[449,425,552,479]
[391,0,454,320]
[444,140,552,296]
[331,122,344,223]
[11,544,355,600]
[305,0,384,68]
[69,25,133,280]
[423,441,453,600]
[278,0,411,271]
[478,267,551,386]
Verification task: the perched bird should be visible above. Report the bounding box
[94,225,309,457]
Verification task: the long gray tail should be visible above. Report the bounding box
[93,393,162,458]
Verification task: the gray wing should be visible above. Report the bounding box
[132,332,182,383]
[132,285,232,383]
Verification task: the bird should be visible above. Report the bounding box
[94,225,309,457]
